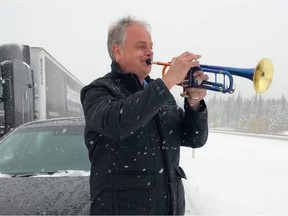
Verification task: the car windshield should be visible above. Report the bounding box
[0,124,90,175]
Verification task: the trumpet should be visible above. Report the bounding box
[146,58,274,97]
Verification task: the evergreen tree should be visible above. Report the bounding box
[206,93,288,136]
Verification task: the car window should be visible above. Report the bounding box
[0,125,90,175]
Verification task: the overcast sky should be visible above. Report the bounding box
[1,0,287,100]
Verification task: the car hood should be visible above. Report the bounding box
[0,175,90,215]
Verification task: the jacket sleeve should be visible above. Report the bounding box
[81,78,176,141]
[180,99,209,148]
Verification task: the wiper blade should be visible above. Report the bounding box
[4,170,89,177]
[10,173,38,177]
[6,171,66,177]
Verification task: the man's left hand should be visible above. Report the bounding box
[185,70,208,111]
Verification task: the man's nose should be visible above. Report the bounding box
[146,48,154,57]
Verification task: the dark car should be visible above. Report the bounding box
[0,117,91,215]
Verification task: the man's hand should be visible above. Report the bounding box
[162,52,201,90]
[185,70,208,111]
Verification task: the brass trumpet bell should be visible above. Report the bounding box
[253,58,274,93]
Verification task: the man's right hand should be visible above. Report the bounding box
[162,51,201,90]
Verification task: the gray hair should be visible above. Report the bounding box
[107,15,151,60]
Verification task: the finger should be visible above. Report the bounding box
[187,91,206,100]
[179,51,201,61]
[189,61,201,68]
[189,91,207,100]
[185,54,201,63]
[185,87,205,93]
[193,75,207,86]
[192,72,209,84]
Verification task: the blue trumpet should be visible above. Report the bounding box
[146,58,274,97]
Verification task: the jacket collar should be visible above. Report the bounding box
[110,61,151,90]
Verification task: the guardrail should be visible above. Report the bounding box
[209,129,288,141]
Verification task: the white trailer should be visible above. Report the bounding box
[0,44,84,135]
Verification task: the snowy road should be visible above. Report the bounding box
[181,131,288,215]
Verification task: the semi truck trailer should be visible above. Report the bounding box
[0,44,84,136]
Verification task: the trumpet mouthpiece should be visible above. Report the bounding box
[146,59,152,65]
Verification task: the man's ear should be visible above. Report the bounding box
[112,44,121,61]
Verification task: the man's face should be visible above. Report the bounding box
[113,24,154,80]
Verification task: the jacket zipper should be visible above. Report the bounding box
[154,113,173,214]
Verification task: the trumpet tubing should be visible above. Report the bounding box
[146,58,274,95]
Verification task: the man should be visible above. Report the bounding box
[80,16,208,215]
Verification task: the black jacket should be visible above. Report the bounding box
[80,62,208,215]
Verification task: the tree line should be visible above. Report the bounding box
[206,93,288,136]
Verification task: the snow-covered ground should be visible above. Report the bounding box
[182,131,288,215]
